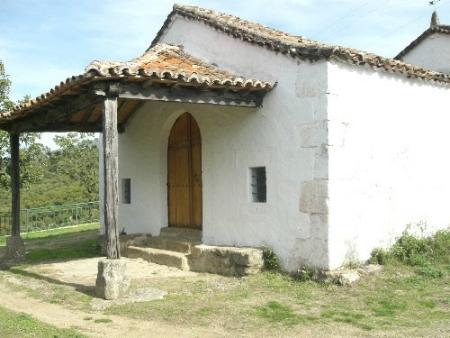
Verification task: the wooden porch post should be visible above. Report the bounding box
[10,133,20,237]
[96,84,129,300]
[102,89,120,259]
[5,132,25,260]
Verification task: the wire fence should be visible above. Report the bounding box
[0,201,100,236]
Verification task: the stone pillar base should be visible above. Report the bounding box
[5,236,25,261]
[95,258,130,300]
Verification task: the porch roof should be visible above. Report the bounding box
[0,43,274,133]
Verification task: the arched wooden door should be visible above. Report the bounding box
[167,112,202,229]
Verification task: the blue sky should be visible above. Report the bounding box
[1,0,448,146]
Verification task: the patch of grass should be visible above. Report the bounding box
[255,301,303,326]
[94,318,112,324]
[26,238,101,262]
[0,223,99,247]
[321,310,371,330]
[419,300,437,309]
[0,305,86,337]
[370,298,407,317]
[197,307,213,316]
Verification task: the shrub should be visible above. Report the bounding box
[369,248,388,265]
[416,265,444,278]
[369,228,450,278]
[390,233,429,265]
[262,247,280,271]
[296,266,315,282]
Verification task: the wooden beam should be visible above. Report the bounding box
[25,123,102,133]
[10,133,20,237]
[6,94,102,133]
[93,83,264,107]
[102,87,121,259]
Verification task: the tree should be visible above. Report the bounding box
[53,133,99,201]
[0,60,47,190]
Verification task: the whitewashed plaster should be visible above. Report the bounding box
[401,33,450,73]
[116,15,330,271]
[112,14,450,271]
[327,61,450,269]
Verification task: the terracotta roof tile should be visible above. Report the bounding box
[0,43,273,122]
[86,43,273,89]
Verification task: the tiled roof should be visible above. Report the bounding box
[0,43,273,122]
[87,43,272,90]
[151,4,450,86]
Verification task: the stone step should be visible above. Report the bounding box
[127,246,189,270]
[145,237,198,254]
[159,227,202,242]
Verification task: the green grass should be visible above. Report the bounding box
[105,230,450,336]
[25,238,101,262]
[0,224,447,337]
[0,305,86,337]
[0,223,99,247]
[0,223,101,262]
[93,318,112,324]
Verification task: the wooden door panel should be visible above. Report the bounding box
[168,147,190,226]
[191,142,202,226]
[168,112,202,229]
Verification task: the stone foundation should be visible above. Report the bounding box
[95,258,130,300]
[5,236,25,261]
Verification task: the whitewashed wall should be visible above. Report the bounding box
[327,61,450,269]
[401,33,450,73]
[117,15,330,271]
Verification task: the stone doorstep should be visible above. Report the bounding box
[188,244,264,277]
[127,246,190,271]
[144,237,198,254]
[123,236,264,277]
[159,227,202,242]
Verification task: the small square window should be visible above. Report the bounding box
[250,167,266,203]
[122,178,131,204]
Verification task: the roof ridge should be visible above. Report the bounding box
[396,11,450,60]
[150,4,450,87]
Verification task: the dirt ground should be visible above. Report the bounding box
[0,257,447,338]
[0,258,234,338]
[32,257,198,286]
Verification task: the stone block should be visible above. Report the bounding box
[299,121,328,148]
[314,144,329,179]
[95,258,130,300]
[299,179,329,214]
[5,236,25,261]
[189,245,263,276]
[316,269,360,286]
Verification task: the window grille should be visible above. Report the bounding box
[250,167,266,203]
[122,178,131,204]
